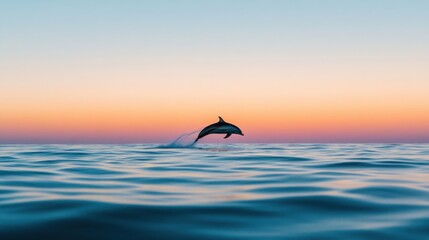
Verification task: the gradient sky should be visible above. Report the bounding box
[1,0,429,143]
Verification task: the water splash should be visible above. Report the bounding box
[158,131,199,148]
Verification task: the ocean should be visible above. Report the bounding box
[0,144,428,240]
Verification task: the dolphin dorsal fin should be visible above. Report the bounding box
[218,116,225,123]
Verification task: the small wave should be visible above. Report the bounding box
[213,155,311,162]
[0,156,18,161]
[316,160,418,169]
[248,185,330,194]
[17,151,90,157]
[60,167,125,176]
[347,185,428,199]
[0,169,56,177]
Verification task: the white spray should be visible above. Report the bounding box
[158,131,200,148]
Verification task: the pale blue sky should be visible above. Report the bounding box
[2,0,428,61]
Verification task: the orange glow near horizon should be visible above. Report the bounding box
[1,97,428,143]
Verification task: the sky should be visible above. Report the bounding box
[1,0,429,143]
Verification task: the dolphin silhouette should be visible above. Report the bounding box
[193,116,244,143]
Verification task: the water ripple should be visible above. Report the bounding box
[0,144,428,239]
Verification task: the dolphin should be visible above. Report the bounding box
[193,116,244,144]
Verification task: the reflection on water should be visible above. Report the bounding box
[0,144,429,239]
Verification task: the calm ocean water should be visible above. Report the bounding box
[0,144,428,240]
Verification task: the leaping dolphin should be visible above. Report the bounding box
[193,116,244,144]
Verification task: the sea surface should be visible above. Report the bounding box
[0,144,428,240]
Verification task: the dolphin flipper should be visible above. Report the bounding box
[224,133,232,139]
